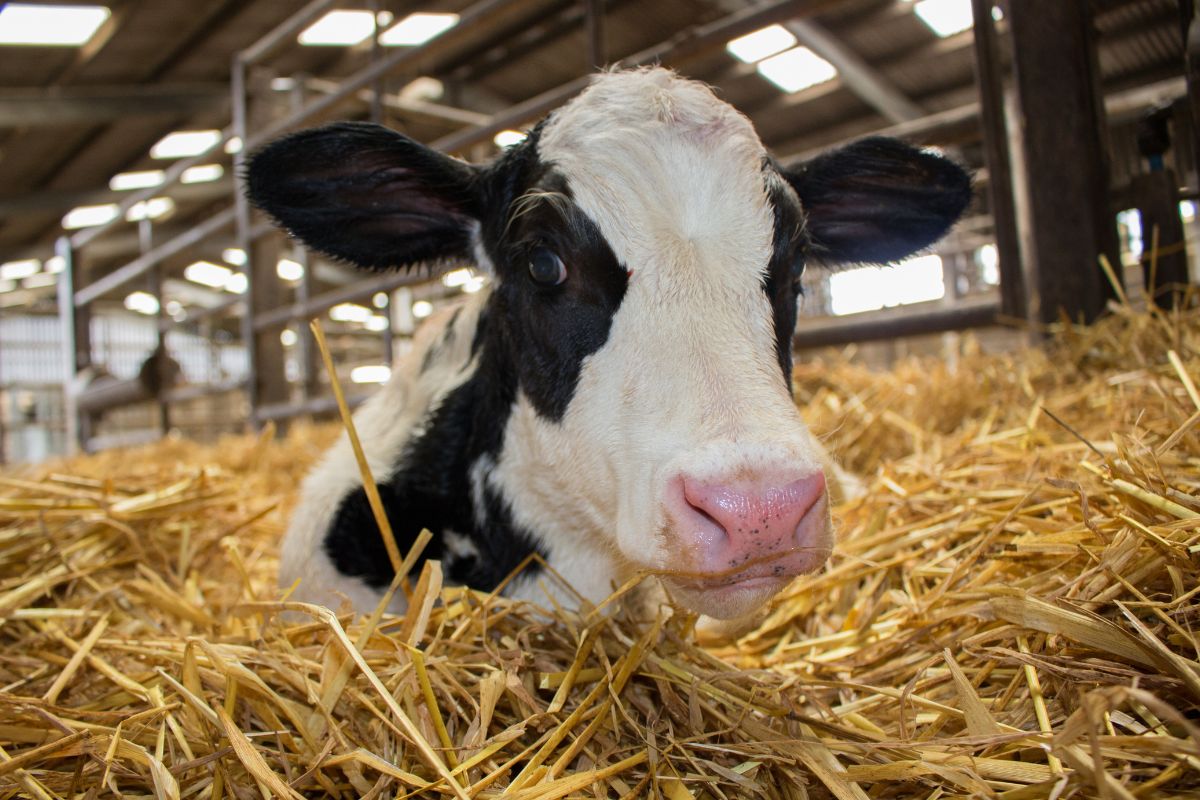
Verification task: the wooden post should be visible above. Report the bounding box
[970,0,1024,318]
[1006,0,1120,325]
[1182,0,1200,180]
[249,235,290,430]
[585,0,605,70]
[1131,170,1191,308]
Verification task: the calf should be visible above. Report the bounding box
[248,68,970,620]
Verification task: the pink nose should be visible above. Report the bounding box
[667,471,829,582]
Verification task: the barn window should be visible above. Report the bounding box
[1116,208,1143,267]
[828,254,946,316]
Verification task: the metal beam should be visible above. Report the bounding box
[74,207,236,306]
[749,28,974,127]
[253,270,433,331]
[0,84,227,127]
[303,78,491,127]
[783,19,924,123]
[242,0,546,153]
[793,297,1000,349]
[781,75,1189,165]
[432,0,845,154]
[0,178,233,218]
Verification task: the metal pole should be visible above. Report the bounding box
[793,298,1000,350]
[240,0,336,66]
[148,261,171,436]
[244,0,540,153]
[74,207,236,307]
[368,0,384,124]
[55,236,89,454]
[231,56,258,428]
[69,127,235,250]
[296,246,319,401]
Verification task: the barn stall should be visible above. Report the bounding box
[0,0,1197,797]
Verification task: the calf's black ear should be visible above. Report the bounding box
[784,136,972,266]
[245,122,481,271]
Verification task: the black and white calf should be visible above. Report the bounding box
[248,68,970,620]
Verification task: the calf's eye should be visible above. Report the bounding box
[528,247,567,287]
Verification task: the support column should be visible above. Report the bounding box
[585,0,605,70]
[1182,0,1200,179]
[56,237,91,453]
[295,246,320,400]
[249,235,289,430]
[970,0,1024,318]
[1131,171,1191,308]
[1006,0,1120,325]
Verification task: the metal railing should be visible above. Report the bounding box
[53,0,839,452]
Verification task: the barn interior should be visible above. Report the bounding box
[0,1,1199,798]
[0,0,1189,459]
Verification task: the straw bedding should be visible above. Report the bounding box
[1,301,1198,799]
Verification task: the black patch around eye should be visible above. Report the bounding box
[479,167,628,422]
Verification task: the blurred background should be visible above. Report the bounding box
[0,0,1193,463]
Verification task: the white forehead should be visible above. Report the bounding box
[538,69,775,272]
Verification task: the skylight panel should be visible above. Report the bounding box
[0,259,40,281]
[224,272,248,294]
[330,303,372,323]
[726,24,796,64]
[181,164,224,184]
[124,291,159,315]
[913,0,973,37]
[125,197,174,222]
[299,10,375,46]
[276,258,304,281]
[222,248,247,266]
[63,203,119,230]
[184,260,232,289]
[756,46,837,94]
[110,170,165,191]
[150,130,222,159]
[0,4,110,46]
[380,12,459,46]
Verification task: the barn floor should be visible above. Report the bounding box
[1,301,1198,799]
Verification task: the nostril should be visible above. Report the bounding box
[685,494,723,530]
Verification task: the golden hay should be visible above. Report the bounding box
[1,301,1199,799]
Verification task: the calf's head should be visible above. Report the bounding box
[248,69,970,619]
